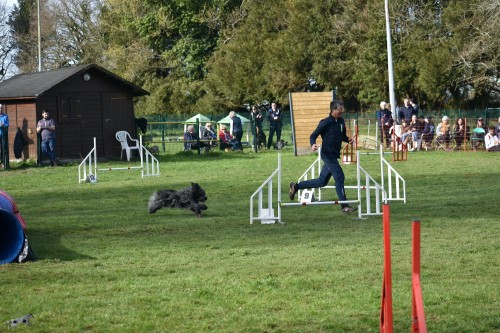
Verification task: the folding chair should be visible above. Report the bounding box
[470,128,486,150]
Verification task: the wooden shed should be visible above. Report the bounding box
[0,64,149,161]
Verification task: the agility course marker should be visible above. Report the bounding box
[412,220,427,333]
[78,136,160,183]
[380,204,393,333]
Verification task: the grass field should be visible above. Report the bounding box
[1,148,499,332]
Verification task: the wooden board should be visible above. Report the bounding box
[289,92,333,156]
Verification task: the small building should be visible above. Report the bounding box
[0,64,149,161]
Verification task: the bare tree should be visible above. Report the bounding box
[0,0,16,79]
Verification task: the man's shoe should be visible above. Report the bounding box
[289,182,298,200]
[342,206,357,214]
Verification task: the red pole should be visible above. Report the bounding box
[380,204,393,333]
[412,220,427,333]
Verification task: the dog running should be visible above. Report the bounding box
[148,183,208,217]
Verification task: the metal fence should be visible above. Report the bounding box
[141,108,499,154]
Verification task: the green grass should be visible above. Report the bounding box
[1,149,499,332]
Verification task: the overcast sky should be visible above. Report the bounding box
[6,0,18,8]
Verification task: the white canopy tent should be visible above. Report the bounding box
[182,113,213,134]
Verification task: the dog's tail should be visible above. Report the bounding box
[148,192,160,214]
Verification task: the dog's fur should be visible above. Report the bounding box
[148,183,208,217]
[4,314,33,328]
[274,140,288,150]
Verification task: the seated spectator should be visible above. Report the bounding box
[184,125,210,151]
[471,117,487,149]
[453,117,468,150]
[485,126,500,152]
[402,115,422,151]
[389,119,408,150]
[400,117,414,146]
[202,123,217,147]
[421,116,435,150]
[218,125,238,151]
[436,116,451,150]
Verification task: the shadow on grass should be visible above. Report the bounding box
[28,228,95,261]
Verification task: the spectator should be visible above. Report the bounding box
[267,102,283,149]
[453,117,467,150]
[421,116,435,150]
[382,104,394,149]
[494,117,500,136]
[398,98,413,123]
[406,114,422,151]
[436,116,451,150]
[0,103,9,167]
[376,101,386,146]
[471,117,487,149]
[410,98,419,118]
[218,125,237,151]
[202,123,217,148]
[229,111,243,150]
[36,109,58,166]
[389,119,409,151]
[485,126,500,152]
[251,105,265,149]
[183,125,209,151]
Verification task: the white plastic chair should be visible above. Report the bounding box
[115,131,140,161]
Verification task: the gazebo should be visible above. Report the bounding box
[183,113,212,134]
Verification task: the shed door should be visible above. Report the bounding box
[59,97,82,158]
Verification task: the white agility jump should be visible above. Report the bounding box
[249,146,406,224]
[78,136,160,183]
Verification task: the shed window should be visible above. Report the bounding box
[61,98,81,119]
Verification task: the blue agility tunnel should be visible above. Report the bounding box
[0,191,30,265]
[0,209,25,264]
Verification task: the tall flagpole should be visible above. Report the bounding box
[37,0,41,72]
[384,0,396,121]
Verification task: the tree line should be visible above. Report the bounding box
[1,0,499,115]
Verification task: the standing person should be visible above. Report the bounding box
[229,111,243,150]
[398,98,413,123]
[376,102,386,146]
[289,100,357,214]
[267,102,283,149]
[0,104,9,167]
[382,104,394,149]
[36,109,58,166]
[251,105,265,150]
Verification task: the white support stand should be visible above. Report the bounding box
[78,136,160,183]
[249,153,283,224]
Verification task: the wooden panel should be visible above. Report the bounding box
[290,92,333,155]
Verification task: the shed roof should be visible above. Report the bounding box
[0,64,149,99]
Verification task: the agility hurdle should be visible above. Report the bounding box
[78,136,160,183]
[249,149,388,224]
[295,146,405,208]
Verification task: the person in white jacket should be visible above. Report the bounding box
[485,126,499,152]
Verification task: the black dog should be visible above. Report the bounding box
[148,183,208,217]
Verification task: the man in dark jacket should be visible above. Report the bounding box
[289,100,357,214]
[267,102,283,149]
